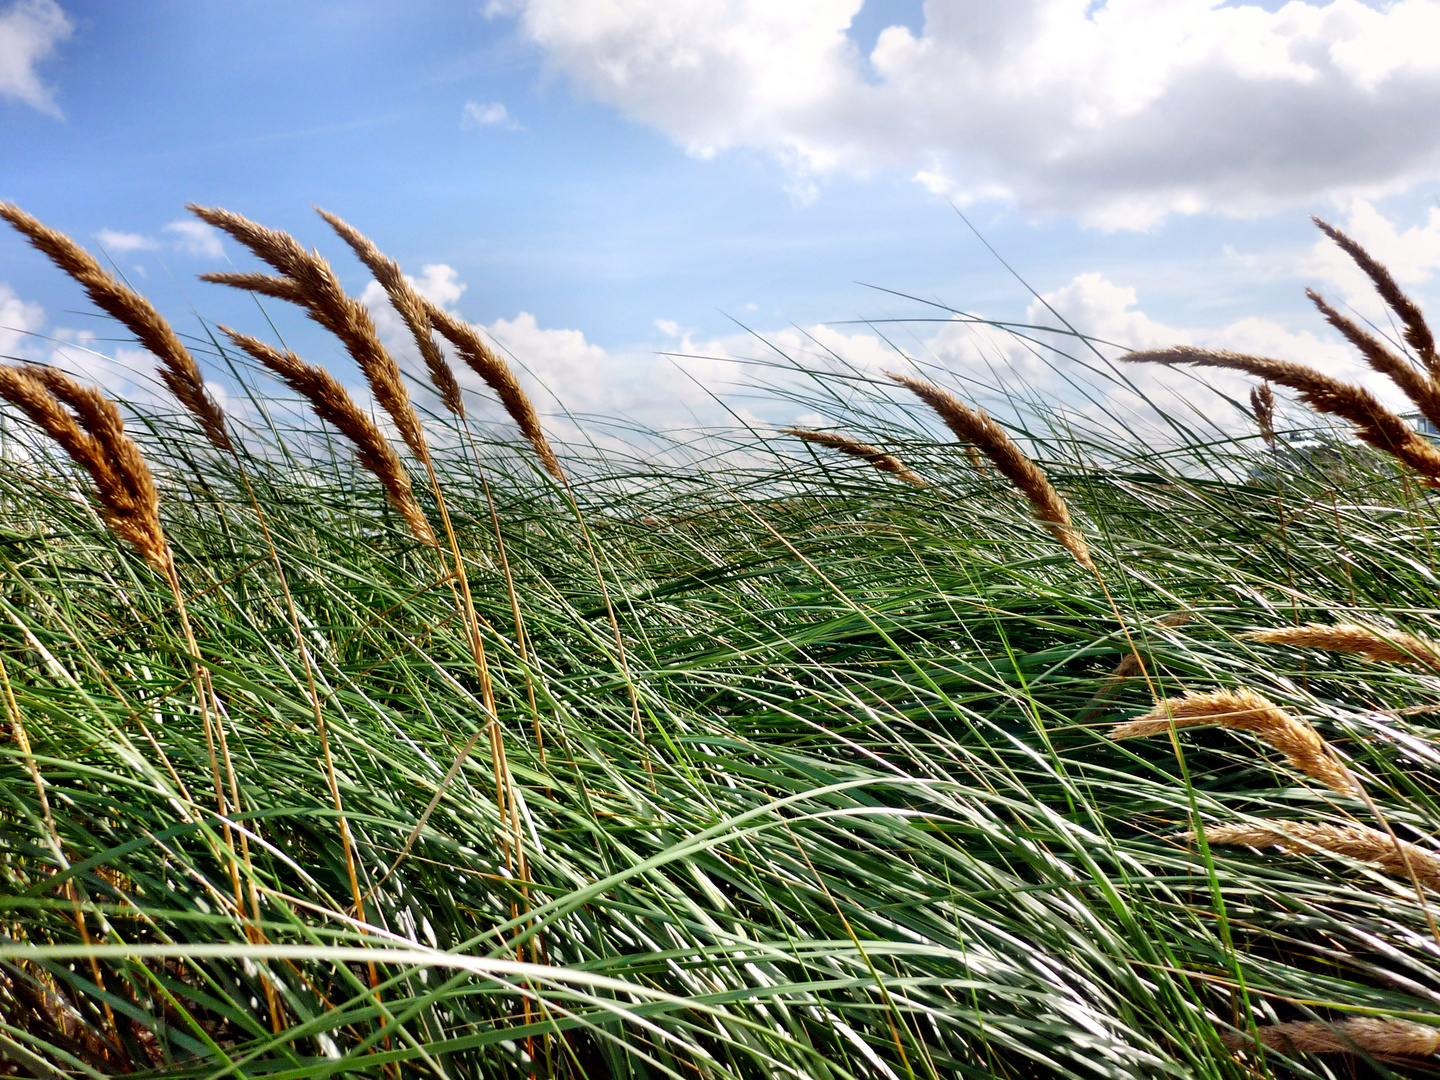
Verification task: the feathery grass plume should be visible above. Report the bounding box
[0,202,232,454]
[1306,286,1440,431]
[0,364,168,571]
[1250,383,1276,447]
[421,298,566,481]
[219,327,436,547]
[1222,1017,1440,1056]
[1112,687,1357,793]
[1314,215,1439,379]
[1196,820,1440,891]
[781,428,927,487]
[315,208,465,419]
[1122,345,1440,485]
[885,371,1093,570]
[1246,622,1440,673]
[188,205,430,465]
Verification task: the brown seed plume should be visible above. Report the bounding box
[1111,687,1357,793]
[219,327,436,547]
[1197,820,1440,891]
[1314,216,1439,379]
[1222,1016,1440,1057]
[0,364,168,570]
[315,208,466,420]
[1306,286,1440,432]
[0,202,232,453]
[1123,346,1440,485]
[1250,383,1276,447]
[781,428,927,487]
[1245,622,1440,673]
[188,205,430,465]
[885,371,1093,570]
[421,299,566,481]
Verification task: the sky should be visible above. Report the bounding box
[4,0,1440,446]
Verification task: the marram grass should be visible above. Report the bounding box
[3,210,1440,1079]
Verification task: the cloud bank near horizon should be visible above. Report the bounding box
[5,196,1437,461]
[501,0,1440,227]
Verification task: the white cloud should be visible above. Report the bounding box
[94,229,159,254]
[0,282,44,357]
[411,263,466,306]
[356,202,1440,449]
[505,0,1440,227]
[164,220,224,259]
[461,100,517,129]
[0,0,71,117]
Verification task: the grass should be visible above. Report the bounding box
[3,210,1440,1078]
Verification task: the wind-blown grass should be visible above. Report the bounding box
[4,213,1440,1079]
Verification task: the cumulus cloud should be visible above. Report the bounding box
[94,229,159,254]
[164,220,225,259]
[505,0,1440,227]
[461,100,518,130]
[0,0,71,116]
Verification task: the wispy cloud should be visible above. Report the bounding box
[94,229,159,254]
[461,100,518,130]
[0,0,72,117]
[164,219,224,259]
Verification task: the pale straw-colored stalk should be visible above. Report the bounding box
[418,293,649,795]
[781,427,928,487]
[1196,820,1440,891]
[0,363,257,1007]
[1245,622,1440,673]
[308,219,548,1034]
[206,214,534,974]
[0,203,290,1023]
[0,653,125,1064]
[1222,1016,1440,1057]
[1111,687,1357,794]
[885,371,1093,570]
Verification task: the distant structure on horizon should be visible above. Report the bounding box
[1405,411,1440,443]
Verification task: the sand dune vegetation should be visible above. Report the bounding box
[5,205,1440,1077]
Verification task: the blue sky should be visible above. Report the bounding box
[4,0,1440,440]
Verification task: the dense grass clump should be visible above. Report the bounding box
[4,206,1440,1079]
